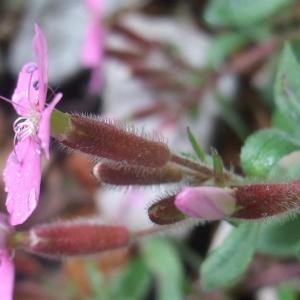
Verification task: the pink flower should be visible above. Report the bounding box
[81,0,103,92]
[0,214,14,300]
[3,24,62,225]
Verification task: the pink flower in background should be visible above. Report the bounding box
[3,24,62,225]
[81,0,103,92]
[0,214,14,300]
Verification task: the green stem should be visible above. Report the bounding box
[171,153,241,185]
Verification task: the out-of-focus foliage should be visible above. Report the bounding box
[205,0,292,27]
[201,222,260,291]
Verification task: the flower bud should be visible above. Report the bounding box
[58,114,171,168]
[175,187,236,220]
[93,161,183,185]
[233,180,300,219]
[22,222,129,257]
[148,195,185,225]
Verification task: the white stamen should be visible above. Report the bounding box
[13,116,39,141]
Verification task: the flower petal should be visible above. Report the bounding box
[3,139,41,225]
[82,20,103,68]
[85,0,102,15]
[33,24,48,111]
[0,252,14,300]
[38,93,62,158]
[11,63,39,116]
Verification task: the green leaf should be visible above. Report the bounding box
[113,257,152,300]
[142,238,184,300]
[187,127,206,161]
[288,38,300,64]
[274,44,300,124]
[208,33,247,68]
[268,151,300,180]
[204,0,291,27]
[277,284,298,300]
[201,222,260,291]
[256,214,300,257]
[241,129,300,178]
[272,109,299,138]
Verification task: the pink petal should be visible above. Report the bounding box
[82,21,103,68]
[38,93,62,158]
[3,138,41,225]
[11,63,39,116]
[11,25,48,115]
[85,0,102,14]
[33,24,48,111]
[0,252,14,300]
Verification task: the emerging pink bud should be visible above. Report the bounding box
[175,187,237,220]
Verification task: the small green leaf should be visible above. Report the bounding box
[274,44,300,123]
[241,129,300,178]
[211,147,224,184]
[257,214,300,257]
[142,238,184,300]
[201,222,260,291]
[204,0,292,27]
[187,127,206,161]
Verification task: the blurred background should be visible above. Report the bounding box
[0,0,299,299]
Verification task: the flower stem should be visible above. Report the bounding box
[170,153,240,184]
[171,154,213,177]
